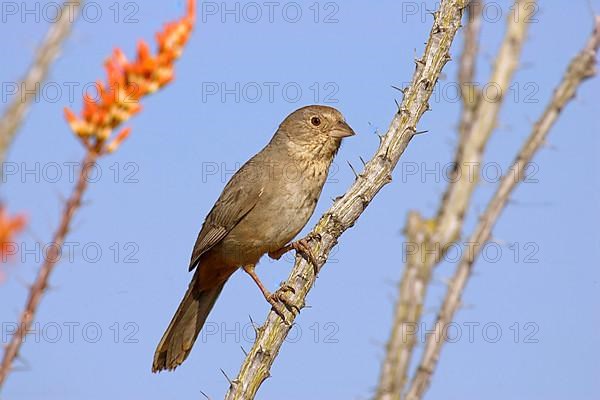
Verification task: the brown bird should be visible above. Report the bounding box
[152,105,355,372]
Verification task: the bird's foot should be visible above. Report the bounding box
[243,265,297,323]
[268,234,321,274]
[291,236,320,269]
[266,285,299,322]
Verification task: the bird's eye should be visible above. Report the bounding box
[311,116,321,127]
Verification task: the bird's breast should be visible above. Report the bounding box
[228,157,330,255]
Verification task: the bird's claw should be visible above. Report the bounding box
[268,234,321,271]
[266,296,288,322]
[291,238,320,275]
[278,283,296,295]
[267,285,300,322]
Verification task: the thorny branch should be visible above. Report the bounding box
[404,15,600,400]
[375,1,533,398]
[0,1,195,389]
[0,0,83,169]
[0,150,98,388]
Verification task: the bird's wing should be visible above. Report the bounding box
[189,161,265,271]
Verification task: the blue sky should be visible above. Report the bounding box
[1,1,599,399]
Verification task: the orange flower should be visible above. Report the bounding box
[65,0,196,152]
[0,206,26,267]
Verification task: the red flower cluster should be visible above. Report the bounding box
[0,206,26,266]
[64,0,196,153]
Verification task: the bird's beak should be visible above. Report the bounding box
[329,120,356,138]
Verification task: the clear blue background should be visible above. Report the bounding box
[1,1,598,399]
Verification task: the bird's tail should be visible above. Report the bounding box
[152,281,225,372]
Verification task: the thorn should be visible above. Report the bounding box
[200,390,211,400]
[248,315,259,335]
[359,156,367,167]
[13,353,30,371]
[425,9,434,16]
[220,368,233,386]
[426,10,439,20]
[347,161,359,179]
[391,85,407,94]
[414,130,429,135]
[240,346,248,356]
[394,99,401,113]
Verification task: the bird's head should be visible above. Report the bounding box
[275,105,355,158]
